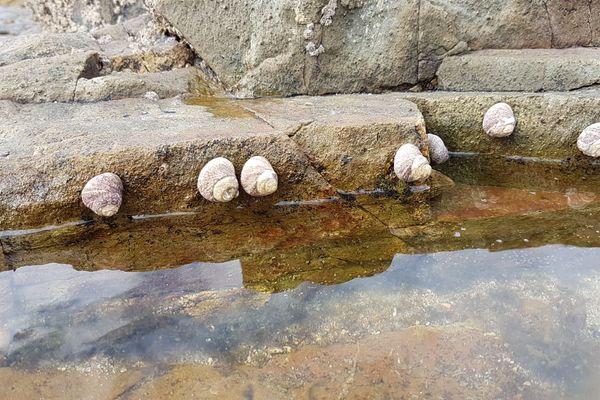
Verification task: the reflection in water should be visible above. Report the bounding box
[1,246,600,399]
[3,179,600,399]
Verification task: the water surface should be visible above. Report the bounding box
[2,180,600,399]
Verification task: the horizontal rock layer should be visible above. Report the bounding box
[438,48,600,92]
[399,89,600,159]
[0,94,428,229]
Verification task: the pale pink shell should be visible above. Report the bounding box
[81,172,123,217]
[483,102,516,138]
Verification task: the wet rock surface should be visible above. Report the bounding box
[2,242,600,398]
[0,94,427,229]
[2,158,600,398]
[399,89,600,159]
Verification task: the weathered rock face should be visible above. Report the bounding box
[399,89,600,159]
[74,68,198,102]
[143,0,600,96]
[0,94,430,229]
[0,52,102,103]
[438,48,600,92]
[25,0,146,31]
[245,94,427,191]
[0,32,99,66]
[147,0,420,97]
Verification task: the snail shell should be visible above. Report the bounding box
[427,134,449,165]
[197,157,239,202]
[241,156,278,197]
[394,144,432,182]
[577,123,600,157]
[81,172,123,217]
[483,102,516,138]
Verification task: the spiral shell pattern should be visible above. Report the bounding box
[197,157,239,202]
[394,144,432,183]
[241,156,278,197]
[81,172,123,217]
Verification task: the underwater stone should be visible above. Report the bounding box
[577,123,600,157]
[81,172,123,217]
[241,156,278,197]
[394,144,432,182]
[483,102,516,138]
[197,157,239,202]
[427,133,449,165]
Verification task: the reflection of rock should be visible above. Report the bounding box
[3,245,599,397]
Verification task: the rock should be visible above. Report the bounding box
[0,52,101,103]
[243,94,428,191]
[25,0,146,32]
[90,13,197,73]
[0,32,99,66]
[418,0,600,82]
[399,89,600,159]
[0,5,39,36]
[147,0,420,97]
[107,40,195,73]
[438,48,600,92]
[74,68,198,102]
[144,0,600,95]
[0,94,434,229]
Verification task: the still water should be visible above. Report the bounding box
[2,179,600,399]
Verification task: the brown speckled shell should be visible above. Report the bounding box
[241,156,278,197]
[197,157,239,202]
[81,172,123,217]
[427,134,449,165]
[482,102,516,138]
[577,123,600,157]
[394,144,432,183]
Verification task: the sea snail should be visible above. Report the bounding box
[394,144,432,182]
[427,133,449,165]
[577,123,600,157]
[197,157,239,202]
[241,156,278,197]
[81,172,123,217]
[483,102,516,138]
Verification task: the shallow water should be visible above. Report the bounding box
[3,170,600,399]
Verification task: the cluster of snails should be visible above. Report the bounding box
[80,101,600,217]
[81,156,278,217]
[482,102,600,159]
[393,133,449,183]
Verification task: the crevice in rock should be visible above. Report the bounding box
[568,81,600,91]
[72,52,104,101]
[241,105,276,130]
[285,121,314,138]
[416,0,422,83]
[542,0,555,47]
[145,8,224,90]
[588,0,594,44]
